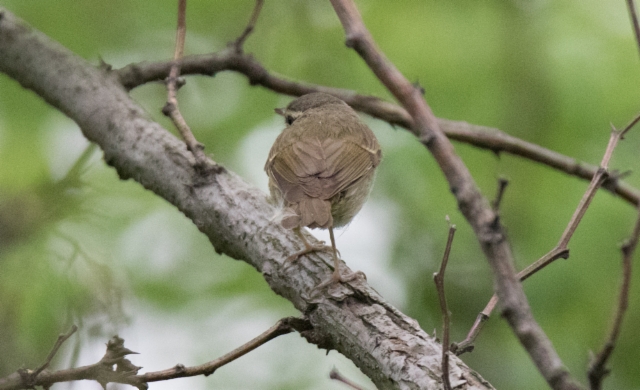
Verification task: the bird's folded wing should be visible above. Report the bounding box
[268,136,376,203]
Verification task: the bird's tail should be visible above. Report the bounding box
[281,198,332,230]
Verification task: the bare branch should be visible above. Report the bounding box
[113,52,640,208]
[584,16,640,383]
[1,334,143,390]
[452,308,489,355]
[32,326,78,378]
[519,115,640,281]
[0,9,493,389]
[232,0,264,51]
[433,221,456,390]
[587,204,640,389]
[627,0,640,59]
[327,1,581,388]
[0,319,310,390]
[141,317,309,382]
[491,177,509,212]
[458,114,640,354]
[163,0,213,171]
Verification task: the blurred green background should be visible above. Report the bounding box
[1,1,640,389]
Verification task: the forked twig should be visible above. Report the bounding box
[433,220,456,390]
[0,318,311,390]
[114,53,640,209]
[232,0,264,51]
[32,325,78,378]
[12,325,78,389]
[456,114,640,354]
[587,203,640,389]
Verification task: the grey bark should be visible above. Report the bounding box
[0,8,494,390]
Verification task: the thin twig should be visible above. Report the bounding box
[329,368,367,390]
[433,220,456,390]
[451,309,488,355]
[491,177,509,212]
[587,203,640,389]
[59,144,97,185]
[0,318,310,390]
[0,8,495,389]
[32,325,78,378]
[328,1,581,388]
[141,317,309,381]
[627,0,640,58]
[162,0,210,170]
[519,115,640,278]
[114,53,640,208]
[457,114,640,354]
[232,0,264,51]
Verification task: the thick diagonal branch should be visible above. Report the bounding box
[0,8,492,390]
[328,1,582,389]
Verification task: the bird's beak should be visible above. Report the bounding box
[274,108,285,116]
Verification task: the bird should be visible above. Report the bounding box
[265,92,381,289]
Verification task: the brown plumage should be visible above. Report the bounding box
[265,92,381,288]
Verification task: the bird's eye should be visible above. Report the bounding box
[286,115,295,125]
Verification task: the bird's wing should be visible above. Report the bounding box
[267,133,376,203]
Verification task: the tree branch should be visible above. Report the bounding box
[29,326,78,382]
[327,1,581,389]
[1,334,143,390]
[627,0,640,59]
[0,8,492,390]
[161,0,212,170]
[433,222,457,390]
[113,48,640,209]
[457,115,640,353]
[587,203,640,389]
[139,317,310,383]
[232,0,264,51]
[1,319,311,390]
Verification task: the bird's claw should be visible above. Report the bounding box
[313,269,366,292]
[285,244,334,264]
[284,243,341,264]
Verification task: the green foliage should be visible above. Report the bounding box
[1,1,640,389]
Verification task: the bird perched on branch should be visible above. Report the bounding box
[265,92,381,289]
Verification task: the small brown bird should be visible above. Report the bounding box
[265,92,381,288]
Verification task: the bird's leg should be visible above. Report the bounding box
[313,226,365,291]
[285,227,335,263]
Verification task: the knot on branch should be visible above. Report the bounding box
[300,328,336,352]
[17,368,37,389]
[163,75,186,91]
[602,169,631,193]
[233,53,269,86]
[474,214,505,247]
[412,80,425,96]
[451,341,475,355]
[344,30,365,50]
[161,102,176,117]
[292,316,334,351]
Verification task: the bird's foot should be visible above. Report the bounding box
[313,268,366,292]
[285,242,339,263]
